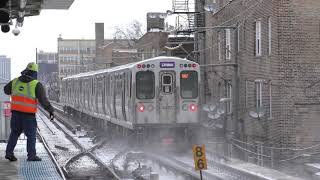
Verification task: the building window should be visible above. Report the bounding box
[269,82,272,118]
[245,80,248,108]
[237,25,240,52]
[152,49,156,57]
[255,81,262,107]
[218,32,221,61]
[255,20,262,56]
[268,17,272,55]
[225,29,231,60]
[226,81,232,113]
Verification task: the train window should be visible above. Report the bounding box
[92,78,94,95]
[136,71,155,99]
[163,75,171,85]
[161,74,173,94]
[129,72,132,98]
[180,71,198,99]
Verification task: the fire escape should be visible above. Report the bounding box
[172,0,196,34]
[172,0,209,96]
[171,0,205,34]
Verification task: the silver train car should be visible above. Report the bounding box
[61,56,201,142]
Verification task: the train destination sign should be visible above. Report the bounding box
[160,62,175,68]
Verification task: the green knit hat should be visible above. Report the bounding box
[26,62,38,72]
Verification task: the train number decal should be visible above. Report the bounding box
[192,145,207,170]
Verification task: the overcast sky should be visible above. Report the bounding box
[0,0,172,78]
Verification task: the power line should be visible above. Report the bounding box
[229,141,271,158]
[231,138,320,151]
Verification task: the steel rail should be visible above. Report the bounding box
[37,128,67,180]
[39,107,120,180]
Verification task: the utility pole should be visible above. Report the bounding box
[232,27,239,139]
[35,48,38,63]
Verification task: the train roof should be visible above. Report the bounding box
[63,56,197,80]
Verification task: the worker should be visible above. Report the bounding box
[4,62,54,161]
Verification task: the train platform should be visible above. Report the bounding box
[219,157,304,180]
[0,139,63,180]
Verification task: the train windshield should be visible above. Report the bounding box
[136,71,155,99]
[180,71,198,99]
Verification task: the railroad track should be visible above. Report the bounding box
[44,102,272,180]
[38,107,120,180]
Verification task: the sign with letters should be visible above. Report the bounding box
[160,62,175,68]
[3,101,11,117]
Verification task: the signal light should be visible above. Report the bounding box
[138,104,145,112]
[147,104,154,111]
[180,64,184,68]
[192,64,197,68]
[182,104,188,111]
[188,64,192,67]
[189,104,197,112]
[147,64,150,68]
[142,64,146,68]
[137,64,142,68]
[184,64,188,67]
[151,64,155,68]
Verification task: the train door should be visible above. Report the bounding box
[105,74,111,116]
[110,74,116,119]
[159,71,176,123]
[121,73,127,121]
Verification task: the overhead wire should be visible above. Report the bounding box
[231,138,320,151]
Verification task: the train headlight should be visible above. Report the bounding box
[189,104,197,112]
[138,104,145,112]
[147,104,154,111]
[182,104,188,111]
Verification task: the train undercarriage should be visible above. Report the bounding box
[64,105,204,151]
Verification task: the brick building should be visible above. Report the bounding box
[199,0,320,169]
[57,37,96,79]
[111,49,138,67]
[100,39,136,68]
[136,31,169,60]
[137,12,194,60]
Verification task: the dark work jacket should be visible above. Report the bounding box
[4,74,54,118]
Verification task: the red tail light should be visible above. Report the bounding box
[192,64,197,68]
[189,104,197,112]
[137,64,142,68]
[138,104,145,112]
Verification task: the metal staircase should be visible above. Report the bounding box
[172,0,196,33]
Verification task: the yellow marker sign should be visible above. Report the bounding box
[193,145,208,170]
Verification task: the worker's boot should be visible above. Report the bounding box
[27,156,42,161]
[5,154,17,161]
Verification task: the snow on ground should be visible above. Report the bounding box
[68,155,99,171]
[37,113,80,165]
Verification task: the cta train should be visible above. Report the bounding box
[61,56,201,143]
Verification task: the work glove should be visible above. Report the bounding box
[49,112,54,121]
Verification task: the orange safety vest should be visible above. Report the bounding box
[11,78,39,113]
